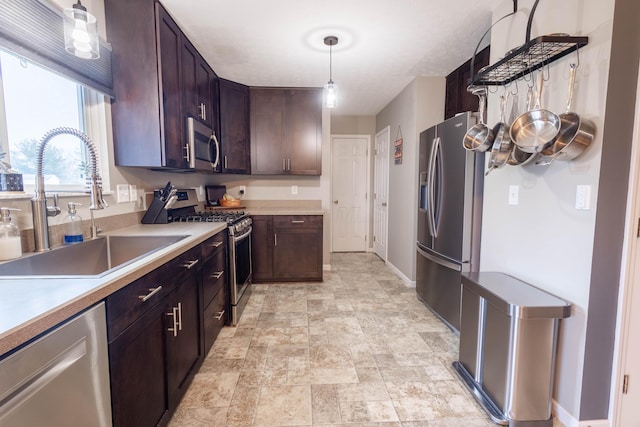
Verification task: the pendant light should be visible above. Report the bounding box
[63,0,100,59]
[323,35,338,109]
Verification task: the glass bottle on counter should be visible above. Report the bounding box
[0,207,22,260]
[64,202,84,244]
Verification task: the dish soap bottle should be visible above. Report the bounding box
[64,202,84,244]
[0,207,22,261]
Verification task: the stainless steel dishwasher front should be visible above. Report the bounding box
[454,272,571,427]
[0,302,112,427]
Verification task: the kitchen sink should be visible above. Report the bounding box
[0,235,188,278]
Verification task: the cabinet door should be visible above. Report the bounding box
[219,79,251,174]
[109,302,169,427]
[250,88,286,174]
[287,89,322,175]
[157,6,187,169]
[251,215,274,282]
[181,39,199,124]
[273,225,323,281]
[197,61,215,129]
[166,269,202,410]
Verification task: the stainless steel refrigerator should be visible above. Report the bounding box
[416,112,484,332]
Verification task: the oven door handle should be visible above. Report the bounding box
[232,226,252,242]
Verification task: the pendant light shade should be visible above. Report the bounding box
[323,35,338,109]
[63,0,100,59]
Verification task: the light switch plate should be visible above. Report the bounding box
[508,185,519,205]
[291,185,298,195]
[116,184,130,203]
[129,185,137,201]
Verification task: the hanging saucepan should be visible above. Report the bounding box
[537,63,595,165]
[463,87,495,152]
[510,72,561,153]
[486,94,513,175]
[506,90,538,166]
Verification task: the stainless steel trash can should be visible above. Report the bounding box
[453,272,571,427]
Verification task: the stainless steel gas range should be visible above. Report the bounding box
[166,189,252,326]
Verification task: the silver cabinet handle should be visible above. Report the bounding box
[181,259,199,269]
[183,142,191,162]
[177,302,183,331]
[282,158,286,171]
[224,156,228,169]
[288,158,291,171]
[167,306,178,337]
[214,310,225,321]
[210,241,223,248]
[291,220,305,224]
[210,271,224,279]
[274,233,277,246]
[138,286,162,302]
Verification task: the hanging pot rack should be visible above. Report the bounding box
[468,0,588,88]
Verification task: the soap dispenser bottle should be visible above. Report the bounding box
[64,202,84,244]
[0,207,22,261]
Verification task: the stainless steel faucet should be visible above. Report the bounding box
[31,127,108,252]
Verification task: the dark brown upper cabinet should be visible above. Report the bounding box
[250,87,322,175]
[445,46,490,120]
[219,79,251,174]
[105,1,219,172]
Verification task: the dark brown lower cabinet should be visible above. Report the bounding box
[252,215,323,282]
[107,245,202,427]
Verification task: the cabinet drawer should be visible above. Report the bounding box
[202,247,227,307]
[106,246,201,341]
[273,215,322,228]
[201,230,227,260]
[203,288,227,353]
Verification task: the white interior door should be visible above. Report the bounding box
[374,126,390,261]
[616,61,640,426]
[331,135,370,252]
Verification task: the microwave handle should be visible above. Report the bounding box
[186,117,195,168]
[210,133,220,170]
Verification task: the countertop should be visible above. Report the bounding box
[0,222,226,356]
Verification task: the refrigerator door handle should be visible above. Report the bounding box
[433,136,444,237]
[427,137,440,238]
[417,243,462,272]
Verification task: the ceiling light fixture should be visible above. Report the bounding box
[63,0,100,59]
[323,35,338,109]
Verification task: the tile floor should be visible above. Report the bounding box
[169,253,563,427]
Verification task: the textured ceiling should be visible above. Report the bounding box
[160,0,502,116]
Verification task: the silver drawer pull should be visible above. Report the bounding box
[291,220,305,224]
[138,286,162,302]
[210,241,223,248]
[214,310,225,321]
[181,259,199,269]
[167,306,178,337]
[177,302,183,331]
[210,271,224,279]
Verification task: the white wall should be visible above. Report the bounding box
[376,77,444,282]
[481,0,615,420]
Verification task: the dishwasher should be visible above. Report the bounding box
[0,302,112,427]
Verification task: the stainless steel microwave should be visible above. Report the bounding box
[186,117,220,172]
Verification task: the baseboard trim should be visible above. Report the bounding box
[385,260,415,288]
[553,400,610,427]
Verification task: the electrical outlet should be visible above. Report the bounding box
[575,185,592,210]
[291,185,298,195]
[239,185,246,195]
[116,184,130,203]
[508,185,519,205]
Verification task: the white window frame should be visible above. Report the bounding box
[0,53,110,198]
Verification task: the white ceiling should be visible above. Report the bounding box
[160,0,502,116]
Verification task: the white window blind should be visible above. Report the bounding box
[0,0,114,97]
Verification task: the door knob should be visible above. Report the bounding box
[333,200,338,204]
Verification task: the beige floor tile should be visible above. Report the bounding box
[168,406,228,427]
[253,385,312,426]
[179,372,239,408]
[310,367,359,384]
[311,384,341,424]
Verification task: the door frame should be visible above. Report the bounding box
[330,134,372,253]
[612,56,640,426]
